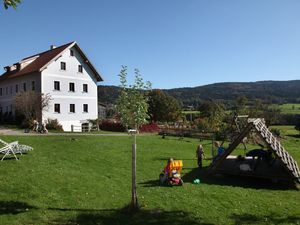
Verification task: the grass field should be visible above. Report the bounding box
[278,103,300,115]
[0,129,300,225]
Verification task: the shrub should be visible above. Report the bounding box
[21,118,35,129]
[139,123,160,133]
[99,120,126,132]
[46,119,63,131]
[214,130,225,141]
[88,118,101,127]
[194,118,211,132]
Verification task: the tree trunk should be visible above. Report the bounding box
[131,133,139,210]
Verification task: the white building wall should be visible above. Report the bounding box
[0,73,41,117]
[41,47,98,131]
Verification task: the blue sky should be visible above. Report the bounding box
[0,0,300,89]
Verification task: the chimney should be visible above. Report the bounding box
[50,45,57,50]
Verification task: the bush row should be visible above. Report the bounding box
[99,120,126,132]
[139,123,160,133]
[98,120,159,133]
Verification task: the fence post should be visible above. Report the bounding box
[71,125,74,132]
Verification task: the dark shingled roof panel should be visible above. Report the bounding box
[0,42,73,80]
[0,41,103,82]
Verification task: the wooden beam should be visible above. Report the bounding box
[210,122,253,171]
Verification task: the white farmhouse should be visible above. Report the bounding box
[0,41,103,131]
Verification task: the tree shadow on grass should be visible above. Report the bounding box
[139,179,161,187]
[0,201,37,215]
[230,213,300,225]
[52,207,212,225]
[0,157,20,161]
[139,179,184,188]
[182,167,297,190]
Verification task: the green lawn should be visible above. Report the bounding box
[0,132,300,225]
[278,103,300,115]
[271,125,299,137]
[182,111,200,114]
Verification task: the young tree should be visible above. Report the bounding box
[116,66,151,210]
[3,0,21,9]
[14,91,51,126]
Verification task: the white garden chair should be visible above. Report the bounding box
[0,139,33,161]
[0,140,19,161]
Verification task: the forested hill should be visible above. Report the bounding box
[97,85,120,105]
[165,80,300,106]
[98,80,300,106]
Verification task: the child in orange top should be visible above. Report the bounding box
[160,158,173,183]
[164,158,173,175]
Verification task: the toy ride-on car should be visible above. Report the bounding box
[159,160,183,186]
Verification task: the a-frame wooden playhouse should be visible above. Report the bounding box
[210,118,300,184]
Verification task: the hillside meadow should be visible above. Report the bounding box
[0,128,299,225]
[278,103,300,115]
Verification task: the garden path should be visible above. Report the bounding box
[0,127,128,136]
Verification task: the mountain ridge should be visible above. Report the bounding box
[98,80,300,106]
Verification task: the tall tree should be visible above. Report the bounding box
[263,105,281,125]
[198,100,225,131]
[148,89,181,122]
[235,95,248,115]
[116,66,151,210]
[249,99,264,117]
[3,0,21,9]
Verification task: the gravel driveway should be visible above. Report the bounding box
[0,127,128,136]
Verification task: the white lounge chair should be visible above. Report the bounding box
[0,141,18,161]
[0,139,33,161]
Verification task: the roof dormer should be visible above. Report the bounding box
[4,65,17,72]
[15,63,22,71]
[4,66,11,72]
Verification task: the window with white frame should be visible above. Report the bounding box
[69,82,75,92]
[54,103,60,113]
[70,104,75,113]
[83,104,88,113]
[83,84,88,93]
[78,65,83,73]
[54,81,60,91]
[60,62,66,70]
